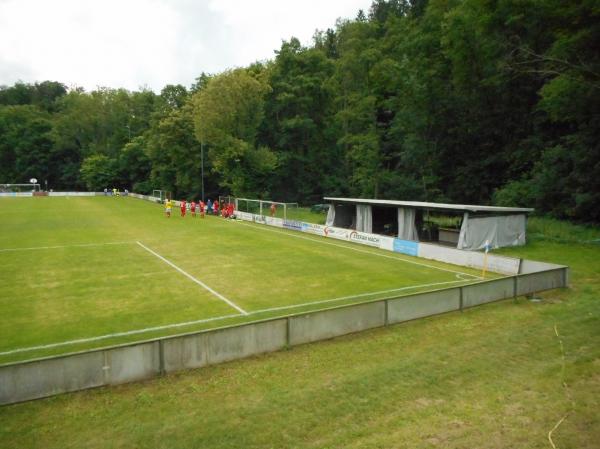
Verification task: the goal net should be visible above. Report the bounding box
[152,190,171,203]
[233,197,299,221]
[0,183,41,192]
[218,195,236,208]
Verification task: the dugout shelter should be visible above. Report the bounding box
[324,197,534,251]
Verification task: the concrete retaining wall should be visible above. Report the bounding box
[520,259,564,274]
[288,302,386,346]
[418,242,521,275]
[0,351,105,404]
[106,342,160,385]
[462,277,516,308]
[163,319,287,373]
[0,265,569,406]
[387,288,461,323]
[516,269,567,296]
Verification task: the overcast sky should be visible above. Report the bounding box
[0,0,373,92]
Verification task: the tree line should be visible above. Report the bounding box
[1,0,598,222]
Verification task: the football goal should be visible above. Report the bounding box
[152,190,171,203]
[0,183,41,192]
[234,197,299,221]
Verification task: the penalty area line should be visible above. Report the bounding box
[135,241,248,315]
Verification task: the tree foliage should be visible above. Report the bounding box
[80,154,117,191]
[193,68,277,196]
[0,0,598,222]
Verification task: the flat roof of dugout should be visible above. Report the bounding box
[323,197,534,214]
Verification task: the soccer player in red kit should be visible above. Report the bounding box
[199,201,205,218]
[213,200,219,216]
[228,203,234,218]
[180,200,186,217]
[190,201,196,217]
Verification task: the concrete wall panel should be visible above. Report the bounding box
[289,302,385,346]
[0,351,104,404]
[517,269,566,295]
[462,278,515,308]
[520,259,565,274]
[205,320,287,365]
[106,342,160,385]
[388,289,461,324]
[162,334,208,373]
[418,243,521,275]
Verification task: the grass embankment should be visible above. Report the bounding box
[0,218,598,448]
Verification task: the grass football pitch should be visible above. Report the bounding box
[1,206,598,448]
[0,196,489,364]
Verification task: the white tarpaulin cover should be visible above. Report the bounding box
[326,204,335,226]
[458,214,526,250]
[356,204,372,233]
[397,207,419,241]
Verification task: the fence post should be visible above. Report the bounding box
[513,276,518,303]
[459,286,464,311]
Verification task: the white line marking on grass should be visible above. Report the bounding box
[236,221,481,280]
[0,279,471,357]
[247,279,467,315]
[0,313,243,356]
[136,241,248,315]
[0,241,134,252]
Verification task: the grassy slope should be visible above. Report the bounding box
[0,219,598,448]
[0,197,485,363]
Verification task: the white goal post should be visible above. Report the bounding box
[233,197,299,221]
[152,190,167,203]
[0,183,41,192]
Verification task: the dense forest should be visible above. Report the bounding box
[0,0,598,222]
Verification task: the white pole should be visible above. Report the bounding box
[201,141,205,202]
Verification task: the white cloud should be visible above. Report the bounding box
[0,0,372,91]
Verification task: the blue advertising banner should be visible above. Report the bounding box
[393,238,419,256]
[283,220,303,231]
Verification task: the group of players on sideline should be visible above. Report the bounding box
[102,187,280,220]
[164,198,234,219]
[103,188,128,196]
[164,198,278,219]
